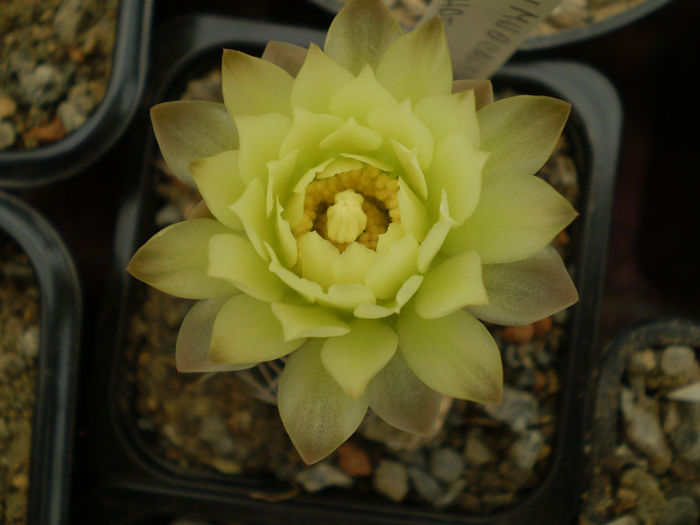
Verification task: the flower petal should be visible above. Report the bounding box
[321,319,398,399]
[266,242,324,303]
[365,233,419,300]
[429,133,487,225]
[468,246,578,325]
[443,173,578,264]
[292,44,354,113]
[271,302,351,340]
[151,101,238,185]
[414,251,487,319]
[127,219,237,299]
[278,340,369,464]
[332,241,378,284]
[230,178,271,260]
[397,177,429,242]
[324,0,402,76]
[299,231,340,290]
[329,65,398,123]
[319,117,383,153]
[208,233,285,302]
[367,99,433,170]
[369,350,443,435]
[478,95,570,179]
[354,274,423,319]
[189,150,245,231]
[376,17,452,104]
[222,49,293,118]
[176,298,256,373]
[267,150,298,215]
[391,141,427,200]
[275,198,298,268]
[414,90,480,149]
[417,190,455,273]
[452,79,493,110]
[319,283,376,311]
[397,303,502,403]
[236,112,291,184]
[262,40,308,77]
[210,294,304,364]
[280,108,343,168]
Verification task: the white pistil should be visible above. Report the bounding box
[326,189,367,243]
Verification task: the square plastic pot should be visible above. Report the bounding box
[79,15,621,525]
[0,191,82,525]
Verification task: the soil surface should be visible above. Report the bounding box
[0,238,41,525]
[0,0,119,150]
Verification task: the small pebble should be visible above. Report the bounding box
[0,94,18,119]
[509,430,545,471]
[627,348,657,374]
[533,317,552,336]
[0,121,16,149]
[604,515,638,525]
[373,460,409,502]
[295,463,353,493]
[430,447,464,483]
[337,442,372,477]
[407,467,441,503]
[483,386,539,433]
[660,345,696,377]
[502,324,535,344]
[659,496,699,525]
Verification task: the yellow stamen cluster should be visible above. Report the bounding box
[292,164,400,251]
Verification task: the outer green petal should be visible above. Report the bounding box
[210,294,304,364]
[321,319,398,399]
[417,190,455,273]
[414,251,487,319]
[261,40,307,77]
[208,233,285,302]
[429,133,487,225]
[190,150,245,231]
[468,246,578,326]
[329,65,398,123]
[230,178,271,261]
[478,95,571,179]
[324,0,402,76]
[292,44,354,114]
[280,108,343,168]
[414,90,480,149]
[367,99,433,169]
[397,178,429,242]
[397,303,503,403]
[271,302,350,340]
[376,17,452,104]
[369,350,443,435]
[176,298,256,373]
[222,49,293,118]
[236,112,291,184]
[452,79,493,110]
[365,234,419,300]
[127,219,237,299]
[278,340,369,464]
[299,231,341,290]
[151,101,238,186]
[443,173,578,264]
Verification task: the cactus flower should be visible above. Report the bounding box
[128,0,579,464]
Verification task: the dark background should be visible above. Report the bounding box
[7,0,700,521]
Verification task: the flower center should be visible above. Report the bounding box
[292,165,400,251]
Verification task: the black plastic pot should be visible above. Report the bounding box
[582,319,700,524]
[305,0,674,50]
[80,15,621,525]
[0,0,153,189]
[0,191,82,525]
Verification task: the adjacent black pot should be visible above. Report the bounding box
[80,15,621,525]
[0,192,82,525]
[305,0,674,50]
[582,319,700,524]
[0,0,153,188]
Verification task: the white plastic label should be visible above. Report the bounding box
[420,0,564,79]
